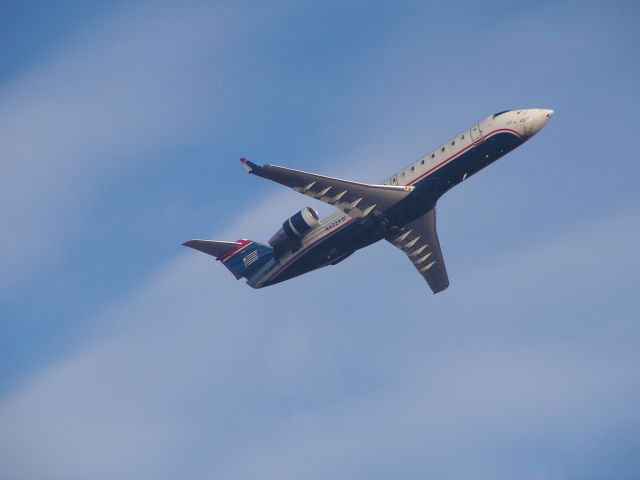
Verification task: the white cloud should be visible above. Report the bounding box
[2,2,639,478]
[220,346,638,480]
[1,198,638,480]
[466,204,638,283]
[0,4,239,300]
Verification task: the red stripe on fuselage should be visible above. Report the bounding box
[267,217,355,281]
[265,127,523,282]
[407,128,523,187]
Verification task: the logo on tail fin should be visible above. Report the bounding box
[242,249,259,267]
[183,237,274,282]
[219,240,274,280]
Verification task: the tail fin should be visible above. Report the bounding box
[183,238,274,280]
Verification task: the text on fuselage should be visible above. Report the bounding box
[324,216,347,232]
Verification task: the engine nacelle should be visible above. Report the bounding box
[269,207,320,252]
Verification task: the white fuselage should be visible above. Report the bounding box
[250,109,553,287]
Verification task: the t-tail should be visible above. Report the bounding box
[182,238,274,283]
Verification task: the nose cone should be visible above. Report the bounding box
[525,108,554,137]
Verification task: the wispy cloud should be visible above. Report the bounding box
[0,4,244,300]
[1,197,638,479]
[2,1,639,478]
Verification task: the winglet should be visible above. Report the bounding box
[240,157,260,173]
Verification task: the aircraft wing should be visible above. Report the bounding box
[240,158,414,218]
[386,207,449,294]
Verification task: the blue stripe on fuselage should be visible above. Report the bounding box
[413,131,525,197]
[263,131,524,286]
[263,218,368,286]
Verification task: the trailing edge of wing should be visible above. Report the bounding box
[386,207,449,294]
[239,158,414,218]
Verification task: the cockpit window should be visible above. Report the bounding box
[492,110,510,118]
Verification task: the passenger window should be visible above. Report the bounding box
[421,159,425,165]
[451,141,455,146]
[461,134,465,140]
[411,166,415,171]
[441,147,445,152]
[431,153,435,159]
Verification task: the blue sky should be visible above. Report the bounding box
[1,1,639,478]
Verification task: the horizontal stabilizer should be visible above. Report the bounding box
[182,239,241,258]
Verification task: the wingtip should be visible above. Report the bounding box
[240,157,258,173]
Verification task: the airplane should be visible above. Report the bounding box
[184,108,553,294]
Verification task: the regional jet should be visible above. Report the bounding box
[184,109,553,293]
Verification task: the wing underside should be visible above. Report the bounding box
[241,158,414,218]
[239,158,448,292]
[386,208,449,294]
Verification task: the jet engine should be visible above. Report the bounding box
[269,207,320,253]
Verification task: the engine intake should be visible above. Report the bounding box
[269,207,320,252]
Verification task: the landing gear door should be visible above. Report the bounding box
[470,124,482,143]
